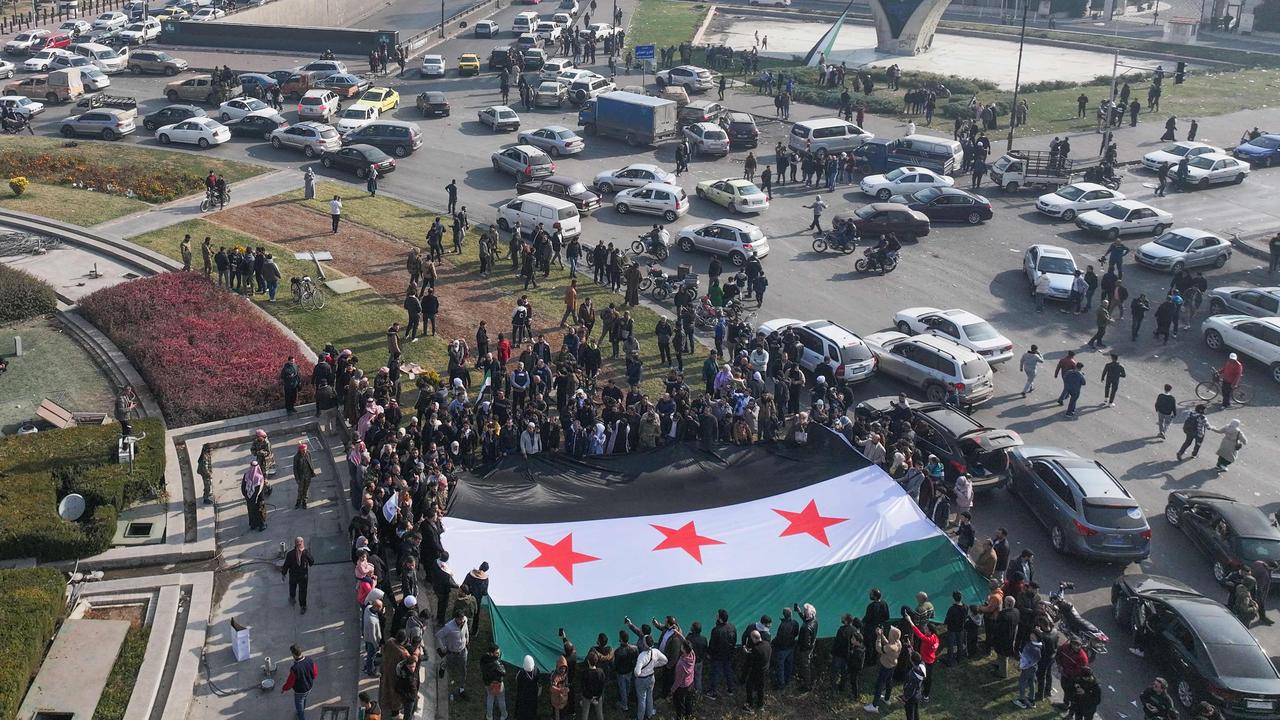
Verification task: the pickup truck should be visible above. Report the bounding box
[75,94,137,113]
[578,90,677,147]
[165,74,239,105]
[988,150,1102,192]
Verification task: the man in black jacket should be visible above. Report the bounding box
[862,589,890,665]
[795,603,818,692]
[772,607,798,689]
[707,609,737,698]
[430,550,459,624]
[743,629,772,709]
[281,536,316,613]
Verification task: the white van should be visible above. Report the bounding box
[497,193,582,239]
[71,42,128,73]
[541,58,575,82]
[511,11,539,36]
[787,117,873,156]
[897,134,964,171]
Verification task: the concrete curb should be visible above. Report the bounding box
[1228,233,1274,259]
[691,3,719,47]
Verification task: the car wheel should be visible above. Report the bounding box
[616,202,629,214]
[1210,298,1226,314]
[729,250,745,266]
[1234,173,1246,184]
[1112,592,1129,626]
[164,66,177,76]
[492,158,501,172]
[1205,329,1224,351]
[663,210,677,222]
[875,188,891,201]
[678,237,695,253]
[497,217,511,232]
[1050,525,1066,553]
[966,211,982,225]
[1171,261,1185,274]
[1214,253,1228,268]
[924,384,946,402]
[271,137,282,149]
[549,146,559,158]
[263,131,274,141]
[129,64,141,74]
[158,133,170,144]
[394,145,408,157]
[1004,181,1018,193]
[1152,223,1168,236]
[1061,209,1076,221]
[304,145,316,158]
[45,92,58,103]
[1106,228,1120,241]
[166,89,179,101]
[1165,504,1181,526]
[356,167,367,178]
[1265,156,1274,168]
[100,127,116,140]
[895,321,912,334]
[655,76,666,87]
[321,156,333,168]
[1271,362,1280,385]
[60,125,75,137]
[598,182,613,194]
[1176,679,1195,710]
[1197,177,1209,189]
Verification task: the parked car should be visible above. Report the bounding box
[1135,228,1231,273]
[836,203,931,242]
[1111,574,1280,717]
[757,318,877,384]
[340,120,422,157]
[1022,244,1078,303]
[0,95,44,117]
[478,104,520,131]
[720,111,758,148]
[117,18,161,44]
[695,178,768,214]
[457,53,480,76]
[156,115,229,148]
[1035,182,1125,221]
[59,107,135,139]
[890,186,991,224]
[22,49,72,72]
[420,54,446,78]
[488,45,515,72]
[1182,152,1251,188]
[593,163,672,193]
[358,87,398,112]
[532,81,566,108]
[676,99,726,127]
[515,175,600,214]
[1165,490,1280,583]
[1207,286,1280,317]
[279,71,320,99]
[142,103,203,130]
[1074,199,1172,240]
[860,332,996,406]
[1202,315,1280,384]
[316,73,369,98]
[892,307,1014,365]
[5,30,51,55]
[492,143,555,178]
[189,7,226,20]
[684,121,730,157]
[1233,133,1280,168]
[860,166,954,201]
[1010,447,1150,559]
[217,96,270,121]
[655,64,714,93]
[48,54,93,73]
[584,23,618,41]
[566,74,615,104]
[675,218,770,265]
[92,11,129,30]
[165,74,234,104]
[416,91,449,117]
[854,397,1020,488]
[225,111,287,139]
[517,124,583,156]
[334,103,379,133]
[270,120,342,157]
[296,89,340,121]
[534,21,562,44]
[474,20,499,37]
[299,59,346,79]
[614,182,689,222]
[1141,140,1222,172]
[321,143,395,177]
[59,20,92,37]
[238,73,279,96]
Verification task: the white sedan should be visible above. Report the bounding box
[217,97,271,121]
[593,163,673,193]
[893,307,1015,365]
[1023,244,1078,303]
[1141,141,1221,172]
[156,116,231,148]
[0,95,44,117]
[1035,182,1125,221]
[92,11,129,30]
[517,125,584,157]
[23,49,72,72]
[695,178,769,214]
[1183,153,1251,188]
[335,103,379,133]
[190,7,227,20]
[0,60,14,80]
[420,54,446,78]
[1074,199,1172,240]
[1202,315,1280,384]
[860,166,954,201]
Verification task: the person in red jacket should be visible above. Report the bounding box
[904,613,940,702]
[282,644,318,720]
[1054,639,1090,715]
[1219,353,1244,408]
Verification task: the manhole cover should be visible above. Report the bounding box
[320,706,349,720]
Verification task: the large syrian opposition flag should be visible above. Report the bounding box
[445,428,988,671]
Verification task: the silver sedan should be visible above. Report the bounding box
[517,125,584,157]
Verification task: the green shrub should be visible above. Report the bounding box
[0,567,65,720]
[0,264,56,324]
[0,420,165,562]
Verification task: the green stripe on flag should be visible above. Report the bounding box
[488,535,987,671]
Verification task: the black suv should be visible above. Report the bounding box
[489,45,515,72]
[142,104,205,131]
[853,396,1023,491]
[720,112,759,148]
[340,121,423,157]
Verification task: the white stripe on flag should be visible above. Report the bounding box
[443,465,940,606]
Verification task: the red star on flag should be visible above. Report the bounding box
[774,500,847,546]
[524,533,600,584]
[651,521,725,563]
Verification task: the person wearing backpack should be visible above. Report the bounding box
[1177,404,1209,460]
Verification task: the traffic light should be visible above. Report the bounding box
[1175,61,1186,84]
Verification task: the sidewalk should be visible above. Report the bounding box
[92,168,300,236]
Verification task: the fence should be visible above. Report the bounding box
[0,0,268,36]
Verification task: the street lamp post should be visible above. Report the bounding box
[440,0,445,38]
[1005,0,1028,152]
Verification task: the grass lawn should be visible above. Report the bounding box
[125,218,449,372]
[94,624,151,720]
[0,136,267,186]
[624,0,710,55]
[0,316,116,434]
[0,182,149,226]
[287,183,677,399]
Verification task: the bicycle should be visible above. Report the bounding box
[1195,368,1251,405]
[290,276,326,310]
[199,187,231,212]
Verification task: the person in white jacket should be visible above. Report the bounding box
[520,422,542,456]
[361,598,383,677]
[633,637,668,720]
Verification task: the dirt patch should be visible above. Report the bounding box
[84,603,145,629]
[209,199,581,356]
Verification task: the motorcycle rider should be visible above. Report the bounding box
[870,233,901,274]
[832,218,858,249]
[643,224,669,256]
[1,104,30,135]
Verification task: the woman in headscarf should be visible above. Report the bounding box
[713,363,734,398]
[515,655,540,720]
[240,460,266,531]
[953,474,974,523]
[589,423,607,456]
[1213,419,1247,472]
[347,440,368,510]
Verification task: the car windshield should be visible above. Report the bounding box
[1082,502,1146,529]
[736,183,762,195]
[1250,136,1280,149]
[1164,144,1193,156]
[341,108,367,119]
[566,182,587,194]
[884,167,907,181]
[554,129,576,139]
[962,321,999,342]
[1037,256,1075,274]
[126,23,143,30]
[1189,155,1216,170]
[1054,185,1087,200]
[1237,538,1280,561]
[1204,644,1278,679]
[497,110,516,119]
[1154,232,1194,252]
[1098,205,1131,220]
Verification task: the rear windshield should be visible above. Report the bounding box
[1204,645,1278,679]
[963,321,999,342]
[318,128,338,139]
[1082,503,1146,530]
[790,125,809,139]
[530,154,552,166]
[840,343,873,362]
[301,98,322,105]
[961,358,989,379]
[556,206,576,220]
[704,130,727,140]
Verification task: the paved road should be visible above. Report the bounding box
[8,1,1280,714]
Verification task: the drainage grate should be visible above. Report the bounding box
[34,713,75,720]
[124,522,154,538]
[320,706,350,720]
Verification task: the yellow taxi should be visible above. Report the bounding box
[358,87,399,112]
[457,53,481,76]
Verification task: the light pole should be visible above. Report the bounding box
[1004,0,1028,151]
[440,0,445,38]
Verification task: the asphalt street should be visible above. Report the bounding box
[7,1,1280,713]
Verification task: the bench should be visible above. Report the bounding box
[36,398,109,429]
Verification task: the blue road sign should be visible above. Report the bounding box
[634,44,655,60]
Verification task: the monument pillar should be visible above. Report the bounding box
[867,0,954,55]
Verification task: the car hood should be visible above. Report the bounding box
[855,396,910,414]
[1137,241,1187,259]
[861,174,889,187]
[1235,143,1271,156]
[1076,210,1119,227]
[1042,273,1074,293]
[757,318,801,335]
[1036,193,1076,207]
[963,428,1023,451]
[1143,150,1181,164]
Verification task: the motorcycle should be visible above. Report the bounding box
[812,231,857,255]
[1083,164,1122,191]
[638,262,692,301]
[1043,581,1109,661]
[854,247,899,274]
[0,114,32,136]
[630,234,669,261]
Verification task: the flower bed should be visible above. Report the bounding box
[0,150,195,203]
[78,273,314,425]
[0,264,56,323]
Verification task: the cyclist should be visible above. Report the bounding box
[1218,352,1244,408]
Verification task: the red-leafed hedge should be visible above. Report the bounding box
[78,273,313,426]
